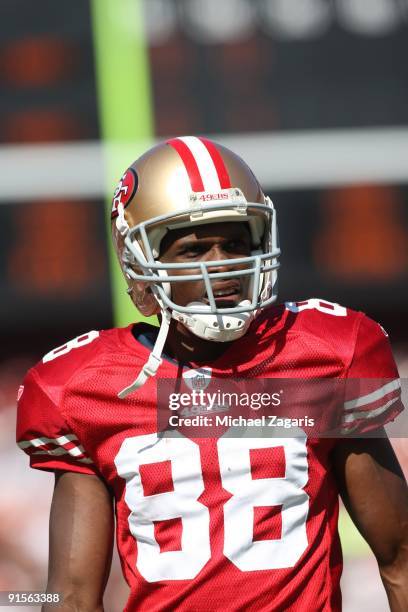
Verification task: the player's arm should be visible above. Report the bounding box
[43,471,114,612]
[333,433,408,612]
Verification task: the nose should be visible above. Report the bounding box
[205,244,237,272]
[209,244,227,259]
[204,247,248,289]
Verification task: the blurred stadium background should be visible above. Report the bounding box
[1,1,407,610]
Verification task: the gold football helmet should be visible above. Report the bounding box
[111,136,280,396]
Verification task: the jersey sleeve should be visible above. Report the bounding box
[341,315,403,434]
[16,368,97,475]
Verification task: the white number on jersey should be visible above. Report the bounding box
[114,434,211,582]
[115,434,309,581]
[285,298,347,316]
[218,436,309,570]
[42,331,100,363]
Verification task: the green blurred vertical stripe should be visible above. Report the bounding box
[91,0,157,326]
[339,506,371,558]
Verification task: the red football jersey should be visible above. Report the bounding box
[17,299,403,612]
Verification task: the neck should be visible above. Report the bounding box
[163,318,233,364]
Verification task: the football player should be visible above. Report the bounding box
[17,137,408,611]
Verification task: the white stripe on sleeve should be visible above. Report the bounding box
[342,396,400,424]
[18,434,78,449]
[344,379,401,411]
[18,434,93,464]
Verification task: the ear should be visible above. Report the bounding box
[127,281,160,317]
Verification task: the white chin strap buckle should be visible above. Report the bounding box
[173,300,253,342]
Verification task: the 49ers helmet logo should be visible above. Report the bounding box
[111,168,138,219]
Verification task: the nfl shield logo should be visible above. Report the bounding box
[182,367,212,391]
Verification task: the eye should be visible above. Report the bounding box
[178,245,206,258]
[224,239,250,253]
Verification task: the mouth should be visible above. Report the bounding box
[203,282,242,307]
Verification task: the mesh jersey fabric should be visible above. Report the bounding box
[16,300,403,612]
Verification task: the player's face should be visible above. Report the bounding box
[159,222,252,308]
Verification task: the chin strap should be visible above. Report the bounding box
[118,299,256,397]
[118,311,172,399]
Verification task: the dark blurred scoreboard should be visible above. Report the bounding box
[146,0,408,134]
[274,184,408,310]
[0,1,98,143]
[0,1,109,353]
[1,0,407,352]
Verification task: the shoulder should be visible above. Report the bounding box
[16,326,135,474]
[258,297,362,342]
[283,297,381,346]
[257,298,394,372]
[285,298,397,375]
[24,327,131,401]
[255,299,402,431]
[283,298,360,334]
[16,329,121,475]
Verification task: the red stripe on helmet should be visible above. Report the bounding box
[167,138,205,192]
[199,137,232,189]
